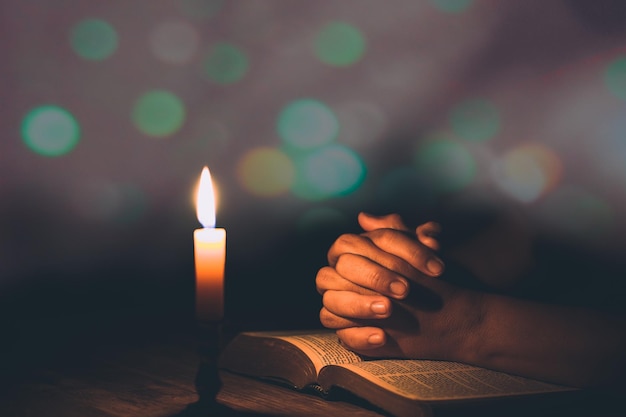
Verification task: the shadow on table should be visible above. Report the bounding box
[171,344,273,417]
[170,401,269,417]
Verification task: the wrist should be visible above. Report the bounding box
[448,289,488,365]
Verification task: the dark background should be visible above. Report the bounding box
[2,0,626,370]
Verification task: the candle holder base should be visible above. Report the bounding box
[195,320,224,410]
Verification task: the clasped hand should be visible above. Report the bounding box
[316,212,483,362]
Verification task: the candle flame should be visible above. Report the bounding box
[196,166,217,228]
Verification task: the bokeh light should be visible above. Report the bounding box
[277,99,339,150]
[150,20,199,65]
[70,18,118,61]
[313,22,366,67]
[450,98,500,142]
[413,134,477,193]
[180,0,224,19]
[203,43,248,84]
[491,143,563,203]
[21,105,80,157]
[429,0,474,13]
[290,144,366,200]
[604,56,626,101]
[236,147,295,197]
[536,185,614,243]
[132,90,186,138]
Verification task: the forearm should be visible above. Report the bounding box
[461,292,626,388]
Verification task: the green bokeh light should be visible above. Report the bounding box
[70,19,118,61]
[290,144,366,200]
[278,99,339,150]
[429,0,474,13]
[604,57,626,101]
[236,147,295,197]
[132,90,185,138]
[203,43,248,84]
[181,0,224,19]
[450,98,500,141]
[414,136,477,193]
[21,105,80,157]
[314,22,366,67]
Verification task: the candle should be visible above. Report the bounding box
[194,166,226,322]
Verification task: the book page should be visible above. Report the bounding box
[274,332,363,374]
[338,359,574,402]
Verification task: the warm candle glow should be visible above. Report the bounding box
[196,166,216,228]
[194,166,226,322]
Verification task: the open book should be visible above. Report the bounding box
[218,329,581,417]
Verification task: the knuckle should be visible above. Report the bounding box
[322,291,345,315]
[378,229,400,247]
[365,267,387,291]
[329,234,363,265]
[335,253,357,275]
[315,266,333,290]
[335,233,358,248]
[320,307,349,329]
[337,329,368,351]
[336,329,355,348]
[409,244,429,264]
[319,307,333,327]
[321,290,333,308]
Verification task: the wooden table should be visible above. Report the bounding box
[0,313,388,417]
[0,313,621,417]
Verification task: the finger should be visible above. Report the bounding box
[358,212,411,233]
[328,234,415,279]
[365,229,445,277]
[416,221,442,251]
[335,253,411,299]
[316,266,378,296]
[322,290,393,319]
[327,233,378,267]
[336,327,387,350]
[319,307,371,329]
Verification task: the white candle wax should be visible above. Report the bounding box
[194,227,226,322]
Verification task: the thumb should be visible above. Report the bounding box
[358,212,411,233]
[416,221,442,251]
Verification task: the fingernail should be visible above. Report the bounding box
[368,333,384,346]
[427,258,444,275]
[389,280,407,297]
[371,301,388,315]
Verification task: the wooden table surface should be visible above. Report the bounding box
[1,341,386,417]
[0,312,389,417]
[0,312,622,417]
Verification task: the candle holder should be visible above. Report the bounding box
[194,319,224,412]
